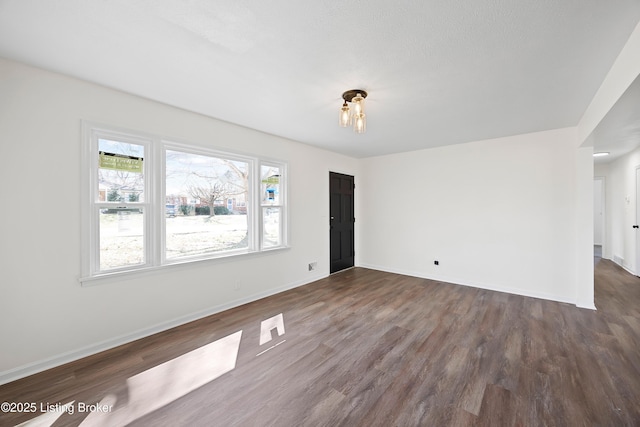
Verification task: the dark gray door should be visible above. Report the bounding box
[330,172,355,273]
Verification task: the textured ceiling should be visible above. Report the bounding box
[1,0,639,158]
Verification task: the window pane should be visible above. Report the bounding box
[263,207,281,248]
[261,165,281,205]
[98,139,145,203]
[165,214,248,258]
[165,150,249,259]
[99,208,144,270]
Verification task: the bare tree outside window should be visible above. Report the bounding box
[186,173,241,217]
[165,149,250,259]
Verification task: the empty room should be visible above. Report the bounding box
[1,1,640,426]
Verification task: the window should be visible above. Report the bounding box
[82,123,287,280]
[164,147,250,260]
[261,164,284,249]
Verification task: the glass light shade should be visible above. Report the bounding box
[339,102,351,127]
[352,93,365,115]
[353,113,366,134]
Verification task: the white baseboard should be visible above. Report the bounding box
[357,263,578,306]
[622,264,637,276]
[0,273,327,386]
[576,302,597,310]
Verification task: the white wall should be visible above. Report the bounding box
[594,179,604,245]
[0,58,359,383]
[595,164,612,260]
[574,145,594,309]
[358,128,584,304]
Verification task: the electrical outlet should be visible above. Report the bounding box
[434,260,439,266]
[308,262,317,271]
[234,281,242,291]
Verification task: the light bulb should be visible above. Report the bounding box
[339,102,351,127]
[353,113,366,134]
[352,93,365,116]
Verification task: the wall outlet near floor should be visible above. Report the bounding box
[434,260,439,266]
[308,262,317,271]
[234,281,242,291]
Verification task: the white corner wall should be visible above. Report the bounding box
[574,146,595,309]
[358,127,585,304]
[0,58,358,384]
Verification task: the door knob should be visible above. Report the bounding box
[633,225,639,229]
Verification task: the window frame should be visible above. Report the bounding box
[81,122,288,284]
[259,161,287,250]
[160,141,257,265]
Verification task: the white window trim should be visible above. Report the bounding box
[80,122,288,285]
[259,160,287,250]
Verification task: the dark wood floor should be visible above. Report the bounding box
[2,259,640,426]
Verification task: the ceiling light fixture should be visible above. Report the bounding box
[339,90,368,134]
[593,152,610,157]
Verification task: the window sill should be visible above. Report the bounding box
[79,246,290,287]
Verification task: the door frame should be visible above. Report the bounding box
[635,166,640,274]
[329,171,355,274]
[594,176,606,258]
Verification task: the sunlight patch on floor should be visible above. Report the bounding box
[259,313,285,345]
[15,401,75,427]
[80,330,242,426]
